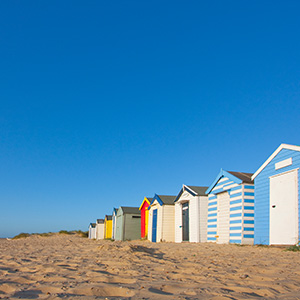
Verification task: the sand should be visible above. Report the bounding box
[0,235,300,299]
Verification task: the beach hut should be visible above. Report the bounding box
[174,185,208,243]
[252,143,300,245]
[112,208,118,240]
[96,219,104,240]
[115,207,141,241]
[88,223,96,239]
[104,215,112,239]
[206,169,254,245]
[139,197,152,239]
[148,194,176,243]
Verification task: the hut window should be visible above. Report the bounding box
[132,216,141,218]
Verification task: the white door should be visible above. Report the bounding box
[217,191,230,244]
[270,169,298,245]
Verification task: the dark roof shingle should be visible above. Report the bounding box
[227,171,254,184]
[157,195,176,205]
[186,186,209,196]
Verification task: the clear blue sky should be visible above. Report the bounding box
[1,1,300,237]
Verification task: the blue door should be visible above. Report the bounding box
[152,209,157,242]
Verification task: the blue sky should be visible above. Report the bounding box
[1,1,300,237]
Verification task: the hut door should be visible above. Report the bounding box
[217,191,230,244]
[270,169,298,245]
[152,209,158,243]
[182,202,189,241]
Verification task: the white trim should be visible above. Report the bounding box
[269,168,299,179]
[252,144,300,180]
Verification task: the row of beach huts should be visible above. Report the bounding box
[89,144,300,245]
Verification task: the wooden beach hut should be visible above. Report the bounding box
[112,208,118,240]
[148,194,176,243]
[115,207,141,241]
[96,219,104,240]
[252,143,300,245]
[104,215,112,239]
[206,169,254,245]
[174,185,208,243]
[139,197,152,239]
[88,223,96,239]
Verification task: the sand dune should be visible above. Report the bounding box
[0,235,300,299]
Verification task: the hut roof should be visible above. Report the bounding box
[186,186,209,196]
[120,206,140,214]
[227,171,253,183]
[105,215,112,221]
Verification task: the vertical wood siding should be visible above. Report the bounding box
[199,196,208,242]
[175,202,182,243]
[96,224,104,240]
[189,197,199,242]
[161,205,175,242]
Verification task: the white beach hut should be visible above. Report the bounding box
[148,194,176,243]
[96,219,104,240]
[206,170,254,245]
[174,185,208,243]
[112,208,118,240]
[88,223,96,239]
[252,143,300,245]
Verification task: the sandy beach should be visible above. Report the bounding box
[0,235,300,299]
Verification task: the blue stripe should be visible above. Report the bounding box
[208,207,217,212]
[208,213,217,217]
[208,219,217,223]
[230,226,242,231]
[230,233,241,237]
[244,185,254,189]
[211,187,224,194]
[230,199,242,205]
[207,237,216,241]
[230,213,242,218]
[230,186,242,192]
[230,239,242,244]
[244,227,254,231]
[244,213,254,217]
[207,231,217,235]
[244,206,254,210]
[230,219,242,224]
[208,224,217,228]
[208,201,217,206]
[214,179,232,187]
[244,199,254,203]
[244,220,254,224]
[230,192,242,198]
[209,195,217,200]
[244,192,254,196]
[230,206,242,211]
[244,234,254,239]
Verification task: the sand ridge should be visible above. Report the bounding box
[0,235,300,299]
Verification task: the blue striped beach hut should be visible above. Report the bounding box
[252,144,300,245]
[206,169,254,245]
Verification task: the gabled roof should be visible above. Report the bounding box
[89,223,96,227]
[150,194,176,206]
[174,185,208,202]
[96,219,104,224]
[112,207,118,215]
[105,215,112,221]
[120,206,140,214]
[227,171,253,183]
[206,169,254,194]
[139,197,152,210]
[252,143,300,180]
